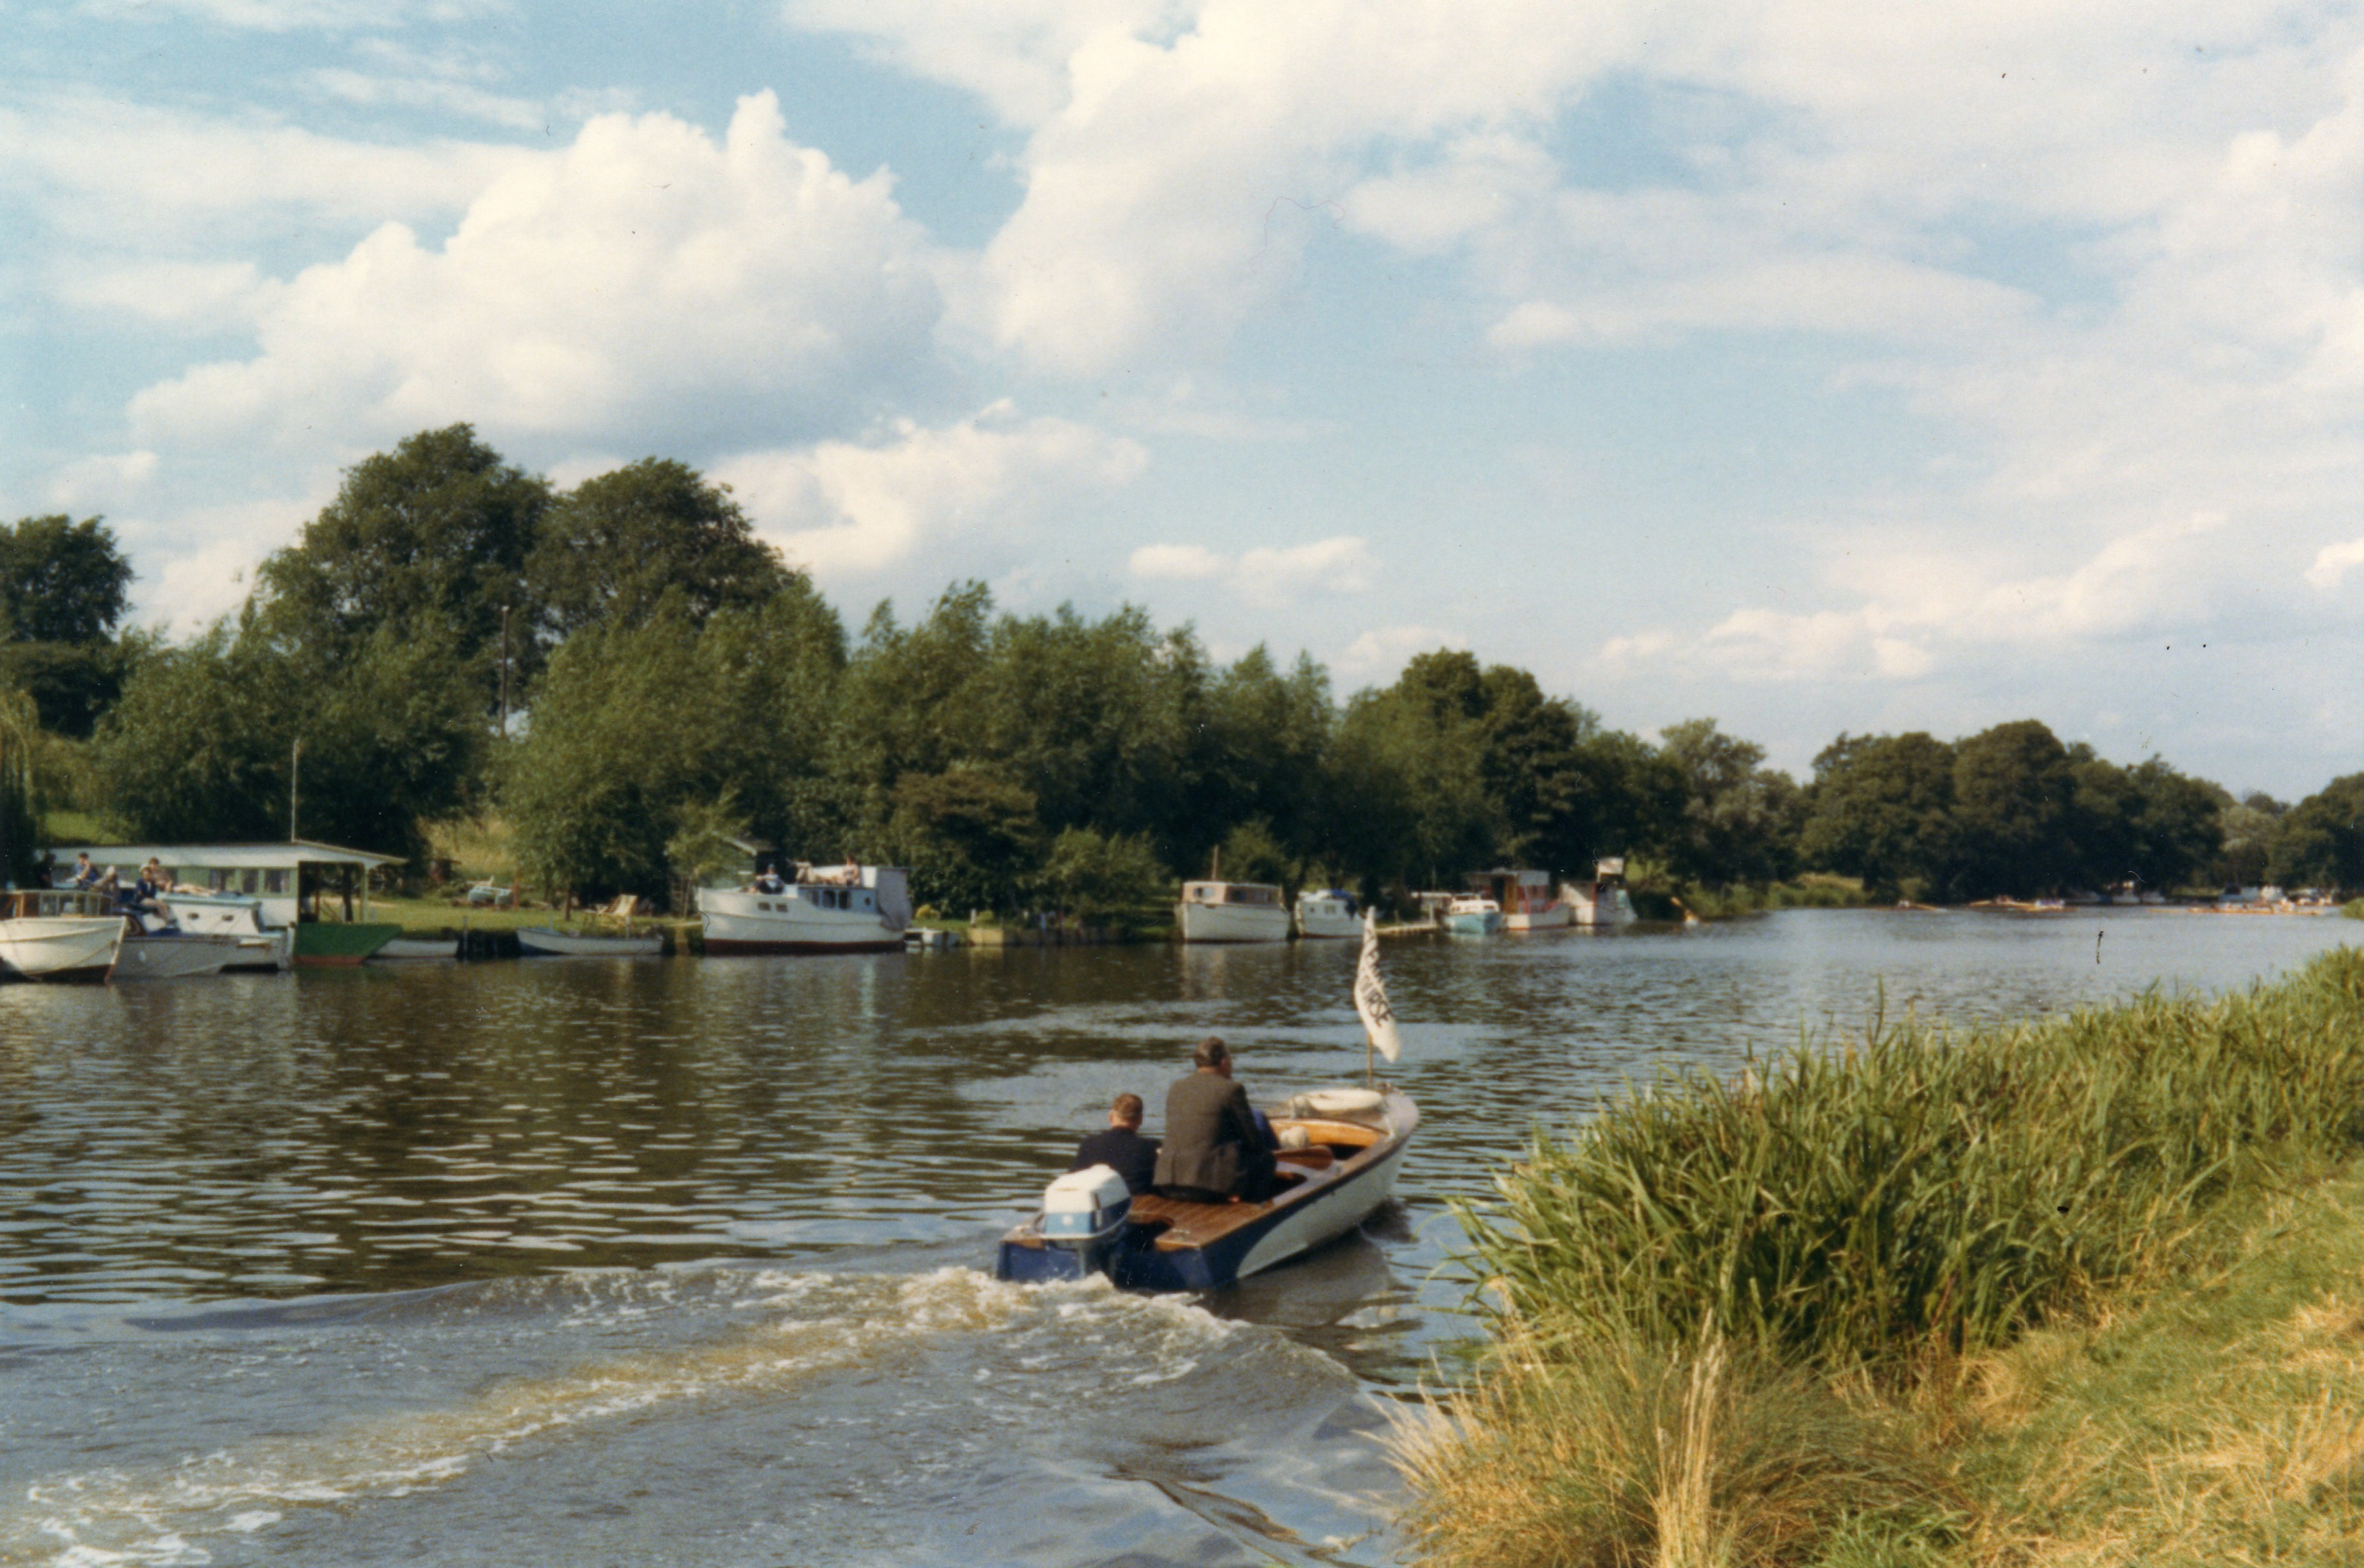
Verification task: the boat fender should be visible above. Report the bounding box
[1288,1088,1385,1117]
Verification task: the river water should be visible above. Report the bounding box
[2,909,2353,1566]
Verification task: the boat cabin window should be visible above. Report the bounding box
[265,870,288,894]
[1224,885,1277,906]
[240,870,259,894]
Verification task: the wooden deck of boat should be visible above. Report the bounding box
[1128,1148,1346,1249]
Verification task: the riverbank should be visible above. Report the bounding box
[1398,947,2364,1566]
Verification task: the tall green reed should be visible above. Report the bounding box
[1456,947,2364,1367]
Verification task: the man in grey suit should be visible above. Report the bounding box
[1152,1037,1277,1204]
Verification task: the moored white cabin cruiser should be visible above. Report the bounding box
[1176,881,1290,942]
[1294,888,1361,939]
[699,863,912,954]
[157,892,293,971]
[0,889,124,983]
[1467,868,1570,931]
[1562,857,1638,927]
[115,911,242,981]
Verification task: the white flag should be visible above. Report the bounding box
[1355,910,1402,1062]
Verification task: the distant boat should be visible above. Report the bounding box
[373,935,458,961]
[518,926,664,957]
[699,863,912,955]
[115,914,241,982]
[0,889,124,982]
[158,891,293,971]
[293,924,403,966]
[1294,888,1360,939]
[1440,896,1503,936]
[1467,869,1570,931]
[1562,858,1638,927]
[1177,880,1291,942]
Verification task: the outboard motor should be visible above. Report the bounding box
[1034,1164,1131,1278]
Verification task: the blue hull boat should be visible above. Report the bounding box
[996,1089,1417,1290]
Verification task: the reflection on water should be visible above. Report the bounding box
[0,910,2351,1565]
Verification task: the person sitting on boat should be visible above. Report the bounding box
[752,867,786,895]
[133,860,169,915]
[1152,1037,1278,1206]
[1070,1093,1160,1195]
[68,853,96,888]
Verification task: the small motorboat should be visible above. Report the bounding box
[373,935,459,961]
[1294,888,1361,939]
[114,913,241,981]
[158,891,293,971]
[0,889,124,983]
[995,1086,1416,1290]
[518,926,664,957]
[1439,896,1503,936]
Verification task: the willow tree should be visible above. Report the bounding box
[0,687,39,887]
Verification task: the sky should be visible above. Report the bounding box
[3,1,2359,797]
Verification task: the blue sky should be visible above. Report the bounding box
[4,0,2360,796]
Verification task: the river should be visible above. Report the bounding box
[1,909,2353,1566]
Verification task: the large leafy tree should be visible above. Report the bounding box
[1798,731,1959,899]
[0,515,133,645]
[2266,775,2364,891]
[883,769,1042,916]
[1658,718,1801,888]
[1950,719,2077,897]
[91,618,479,860]
[527,459,793,644]
[255,425,549,701]
[0,515,141,735]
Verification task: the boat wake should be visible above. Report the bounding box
[5,1265,1388,1567]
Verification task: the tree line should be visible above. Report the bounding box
[7,423,2361,908]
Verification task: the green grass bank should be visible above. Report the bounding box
[1398,946,2364,1567]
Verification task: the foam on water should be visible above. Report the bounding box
[2,1266,1331,1567]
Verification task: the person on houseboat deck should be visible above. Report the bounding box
[752,866,786,894]
[68,853,96,887]
[1070,1093,1160,1195]
[133,860,169,915]
[1153,1037,1278,1206]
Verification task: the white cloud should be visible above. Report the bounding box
[45,451,159,511]
[1337,622,1465,682]
[0,94,537,248]
[125,93,941,452]
[83,0,501,30]
[1128,543,1227,581]
[52,261,274,330]
[2307,538,2364,592]
[306,68,544,132]
[716,402,1147,578]
[1127,534,1372,607]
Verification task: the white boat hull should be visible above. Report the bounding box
[518,927,664,957]
[1503,903,1572,932]
[700,887,901,954]
[1294,903,1360,939]
[1176,901,1292,942]
[373,937,458,961]
[1441,910,1503,935]
[0,918,124,982]
[114,932,241,981]
[1562,883,1637,926]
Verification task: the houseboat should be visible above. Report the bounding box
[49,842,402,966]
[114,912,242,981]
[1562,857,1638,927]
[1294,888,1361,939]
[0,889,124,982]
[1176,881,1290,942]
[699,862,913,954]
[1466,868,1570,931]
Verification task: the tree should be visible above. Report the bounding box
[1797,731,1958,899]
[0,687,40,887]
[2123,760,2223,892]
[92,618,479,862]
[0,515,133,645]
[1950,720,2075,897]
[2213,792,2281,889]
[884,769,1042,916]
[1658,718,1800,887]
[528,459,794,643]
[2266,776,2364,891]
[255,425,549,700]
[1036,828,1172,923]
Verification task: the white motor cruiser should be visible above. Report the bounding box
[1176,880,1290,942]
[114,911,243,981]
[158,892,294,971]
[699,864,912,955]
[1294,888,1361,939]
[0,889,125,983]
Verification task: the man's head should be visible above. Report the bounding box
[1193,1036,1231,1076]
[1108,1093,1143,1129]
